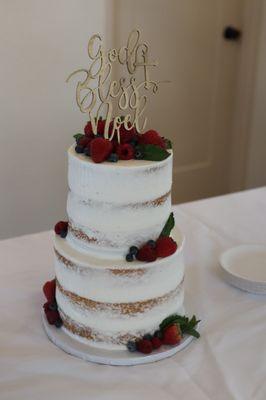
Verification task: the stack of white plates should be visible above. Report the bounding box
[219,245,266,295]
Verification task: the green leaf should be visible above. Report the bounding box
[160,212,175,237]
[138,144,170,161]
[73,133,84,142]
[164,138,172,149]
[159,314,187,331]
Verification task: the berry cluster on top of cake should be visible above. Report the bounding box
[43,119,199,353]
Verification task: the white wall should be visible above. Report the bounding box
[245,1,266,188]
[0,0,110,239]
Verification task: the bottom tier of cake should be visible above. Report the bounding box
[54,227,185,350]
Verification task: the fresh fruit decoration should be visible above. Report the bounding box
[127,314,200,354]
[54,221,68,238]
[42,279,62,328]
[125,212,177,262]
[73,119,172,163]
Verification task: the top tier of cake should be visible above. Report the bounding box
[66,144,173,259]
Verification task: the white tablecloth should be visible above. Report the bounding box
[1,188,266,400]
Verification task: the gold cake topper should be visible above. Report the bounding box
[67,29,165,142]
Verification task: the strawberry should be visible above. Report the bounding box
[117,143,134,160]
[151,336,162,349]
[119,125,138,144]
[138,130,166,149]
[162,324,181,345]
[136,244,157,262]
[156,236,178,258]
[43,279,56,302]
[136,339,153,354]
[90,137,113,163]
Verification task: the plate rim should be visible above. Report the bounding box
[219,244,266,285]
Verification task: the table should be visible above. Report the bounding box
[1,188,266,400]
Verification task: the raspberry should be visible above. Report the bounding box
[43,279,56,302]
[136,339,153,354]
[90,137,113,163]
[151,336,162,349]
[162,324,181,345]
[138,130,166,149]
[156,236,178,258]
[43,301,51,312]
[136,244,157,262]
[117,143,134,160]
[54,221,68,235]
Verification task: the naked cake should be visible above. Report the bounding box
[42,29,199,356]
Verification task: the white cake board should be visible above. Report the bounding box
[42,312,196,366]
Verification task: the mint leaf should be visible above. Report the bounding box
[159,314,188,331]
[73,133,84,142]
[186,329,200,339]
[160,212,175,237]
[137,144,170,161]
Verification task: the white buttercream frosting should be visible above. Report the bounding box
[53,143,186,350]
[66,144,173,257]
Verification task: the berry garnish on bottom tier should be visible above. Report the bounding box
[151,336,162,349]
[43,279,56,302]
[126,314,200,354]
[162,324,182,345]
[42,279,63,328]
[136,339,153,354]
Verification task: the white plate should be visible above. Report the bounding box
[219,244,266,295]
[42,312,196,366]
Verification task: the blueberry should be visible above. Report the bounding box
[96,133,102,137]
[55,319,63,328]
[143,333,153,341]
[154,330,163,339]
[60,230,67,238]
[147,240,156,249]
[48,302,58,311]
[108,153,119,162]
[84,147,91,157]
[129,246,139,256]
[126,253,134,262]
[135,149,143,160]
[127,340,137,352]
[75,145,84,154]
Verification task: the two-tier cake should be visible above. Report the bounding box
[42,30,199,358]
